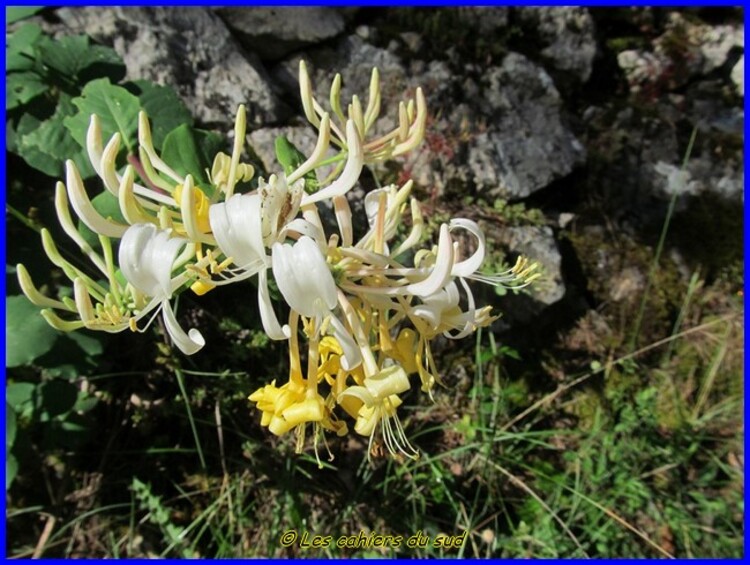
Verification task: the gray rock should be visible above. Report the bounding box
[56,7,287,127]
[216,7,346,61]
[731,55,744,96]
[657,12,743,76]
[618,13,744,95]
[467,53,586,198]
[279,39,583,201]
[502,226,566,306]
[516,7,597,83]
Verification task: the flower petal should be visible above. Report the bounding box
[119,224,186,299]
[271,236,337,318]
[301,120,363,206]
[66,160,127,238]
[209,193,266,270]
[449,219,486,278]
[406,224,454,297]
[161,300,205,355]
[258,269,291,340]
[329,314,362,371]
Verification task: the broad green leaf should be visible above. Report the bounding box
[78,190,127,249]
[6,6,43,25]
[64,78,140,153]
[6,382,37,420]
[6,454,18,491]
[161,124,223,186]
[128,80,193,150]
[6,71,47,110]
[274,135,319,194]
[6,403,16,453]
[6,295,60,367]
[39,34,125,87]
[16,95,95,178]
[6,23,43,72]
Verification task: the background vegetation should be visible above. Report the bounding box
[5,7,743,557]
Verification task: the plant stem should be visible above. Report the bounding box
[629,126,698,351]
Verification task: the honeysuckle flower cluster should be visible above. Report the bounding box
[18,61,540,461]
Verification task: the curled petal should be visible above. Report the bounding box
[449,219,486,278]
[406,224,454,297]
[365,364,411,400]
[161,300,205,355]
[338,384,375,407]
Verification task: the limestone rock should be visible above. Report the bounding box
[516,7,597,83]
[56,7,287,126]
[216,7,346,61]
[466,53,586,199]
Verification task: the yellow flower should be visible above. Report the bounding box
[249,380,326,437]
[339,364,418,459]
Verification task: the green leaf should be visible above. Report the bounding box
[6,6,44,25]
[39,34,125,87]
[6,382,37,420]
[6,71,47,110]
[36,332,105,380]
[78,190,127,249]
[73,393,98,414]
[14,95,95,178]
[6,454,18,491]
[161,124,223,186]
[68,331,105,358]
[64,78,140,153]
[6,23,43,72]
[6,404,17,454]
[6,295,60,368]
[274,135,319,194]
[128,80,193,150]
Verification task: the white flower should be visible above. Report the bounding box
[271,236,337,318]
[208,193,290,340]
[271,236,361,370]
[118,224,205,355]
[209,193,267,277]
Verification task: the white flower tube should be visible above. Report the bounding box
[65,160,127,238]
[209,193,267,274]
[118,224,205,355]
[271,236,337,318]
[301,120,363,206]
